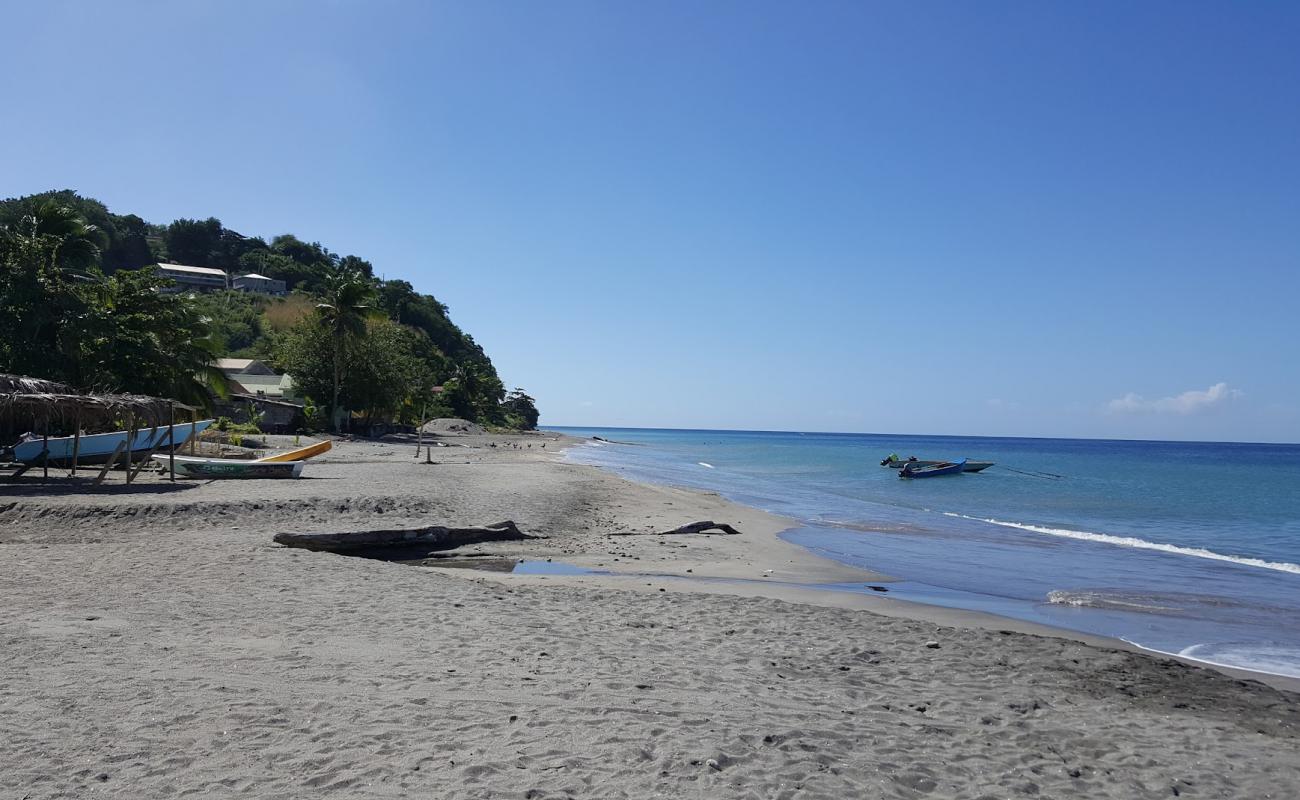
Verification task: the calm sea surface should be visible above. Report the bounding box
[549,427,1300,678]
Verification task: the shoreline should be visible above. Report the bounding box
[4,433,1298,797]
[552,435,1300,691]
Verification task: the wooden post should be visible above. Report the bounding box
[41,421,49,482]
[416,403,425,459]
[128,435,167,483]
[189,411,196,456]
[168,403,176,482]
[94,440,128,485]
[122,412,136,483]
[70,409,81,477]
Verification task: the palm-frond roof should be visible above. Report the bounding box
[0,374,181,428]
[0,374,72,394]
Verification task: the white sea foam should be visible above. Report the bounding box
[943,513,1300,575]
[1046,590,1182,614]
[1124,640,1300,680]
[698,462,714,469]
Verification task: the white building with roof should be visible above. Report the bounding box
[233,273,287,296]
[216,358,300,403]
[155,262,228,293]
[230,372,299,401]
[215,358,278,376]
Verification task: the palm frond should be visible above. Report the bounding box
[0,373,73,394]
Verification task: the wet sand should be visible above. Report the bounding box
[2,434,1297,798]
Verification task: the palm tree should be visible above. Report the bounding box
[86,268,231,408]
[19,199,106,277]
[0,201,107,382]
[316,262,377,431]
[157,304,232,409]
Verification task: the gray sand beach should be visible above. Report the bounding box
[2,434,1297,798]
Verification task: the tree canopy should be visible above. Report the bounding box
[0,190,538,429]
[0,199,226,405]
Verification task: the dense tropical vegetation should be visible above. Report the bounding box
[0,190,538,430]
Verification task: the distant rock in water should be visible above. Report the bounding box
[421,418,486,435]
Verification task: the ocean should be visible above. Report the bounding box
[548,427,1300,679]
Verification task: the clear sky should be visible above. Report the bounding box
[4,1,1298,441]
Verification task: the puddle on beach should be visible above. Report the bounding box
[511,560,600,576]
[402,557,602,576]
[332,547,907,597]
[409,557,516,572]
[329,546,521,572]
[411,555,902,598]
[339,551,606,575]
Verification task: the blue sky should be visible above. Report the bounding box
[4,1,1298,441]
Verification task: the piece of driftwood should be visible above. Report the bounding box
[609,520,743,537]
[272,520,537,552]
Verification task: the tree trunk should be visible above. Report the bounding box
[330,333,342,432]
[272,520,537,552]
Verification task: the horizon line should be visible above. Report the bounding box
[540,424,1300,448]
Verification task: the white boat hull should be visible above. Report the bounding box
[153,454,304,479]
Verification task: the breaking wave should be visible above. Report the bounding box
[1047,590,1185,615]
[1124,640,1300,680]
[944,513,1300,575]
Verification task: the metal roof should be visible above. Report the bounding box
[216,358,257,371]
[156,262,227,278]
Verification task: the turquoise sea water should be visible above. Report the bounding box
[549,427,1300,679]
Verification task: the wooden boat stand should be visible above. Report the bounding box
[23,401,203,486]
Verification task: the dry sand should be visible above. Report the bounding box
[2,434,1297,798]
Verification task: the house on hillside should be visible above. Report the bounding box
[232,273,287,297]
[226,395,303,434]
[216,358,277,376]
[214,358,305,433]
[216,358,299,403]
[155,262,228,293]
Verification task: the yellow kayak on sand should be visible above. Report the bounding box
[256,440,332,463]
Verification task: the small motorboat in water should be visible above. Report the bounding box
[881,454,993,472]
[900,458,966,478]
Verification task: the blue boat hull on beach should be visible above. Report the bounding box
[553,427,1300,679]
[9,420,215,466]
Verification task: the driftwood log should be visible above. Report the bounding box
[609,520,743,537]
[272,520,537,553]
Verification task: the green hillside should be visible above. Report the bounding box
[0,189,537,430]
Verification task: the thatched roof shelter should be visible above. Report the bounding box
[0,374,72,395]
[0,374,178,431]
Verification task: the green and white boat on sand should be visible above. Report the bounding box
[152,454,305,479]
